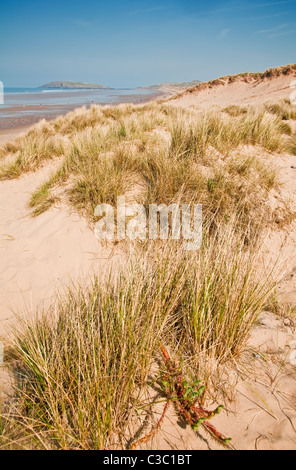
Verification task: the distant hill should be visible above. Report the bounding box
[141,80,202,90]
[40,81,110,89]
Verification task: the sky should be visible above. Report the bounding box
[0,0,295,88]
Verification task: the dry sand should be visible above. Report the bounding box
[0,163,121,330]
[135,146,296,450]
[0,71,296,449]
[138,310,296,450]
[0,127,30,146]
[0,132,125,406]
[172,73,296,109]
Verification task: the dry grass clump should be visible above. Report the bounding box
[0,101,293,182]
[287,134,296,155]
[53,105,107,135]
[223,105,248,117]
[265,99,296,121]
[0,102,291,236]
[0,101,293,239]
[263,63,296,77]
[4,266,179,449]
[0,220,275,450]
[0,133,69,179]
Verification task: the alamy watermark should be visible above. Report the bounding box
[94,197,202,251]
[0,341,3,365]
[290,80,296,106]
[0,81,3,105]
[290,341,296,366]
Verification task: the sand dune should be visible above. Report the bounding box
[172,64,296,108]
[0,65,296,449]
[1,150,295,449]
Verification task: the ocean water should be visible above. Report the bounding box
[1,87,158,107]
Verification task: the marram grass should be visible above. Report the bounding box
[0,223,275,450]
[0,99,290,449]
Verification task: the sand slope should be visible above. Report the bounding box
[0,161,123,332]
[173,68,296,108]
[0,67,296,448]
[138,311,296,450]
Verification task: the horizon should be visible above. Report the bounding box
[0,0,296,88]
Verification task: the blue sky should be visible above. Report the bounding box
[0,0,295,87]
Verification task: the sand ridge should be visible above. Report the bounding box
[172,70,296,109]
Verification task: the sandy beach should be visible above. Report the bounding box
[0,89,166,132]
[0,65,296,450]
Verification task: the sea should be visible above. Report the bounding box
[0,86,163,128]
[1,87,159,109]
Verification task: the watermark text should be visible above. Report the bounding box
[94,197,202,251]
[290,80,296,106]
[290,340,296,366]
[0,81,3,105]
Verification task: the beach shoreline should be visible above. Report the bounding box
[0,88,168,135]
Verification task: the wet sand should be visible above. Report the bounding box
[0,90,167,132]
[0,104,76,130]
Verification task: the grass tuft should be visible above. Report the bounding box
[1,223,275,449]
